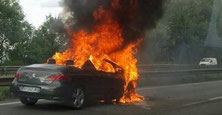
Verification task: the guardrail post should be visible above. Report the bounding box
[4,67,7,76]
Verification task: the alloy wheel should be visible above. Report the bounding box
[72,88,84,108]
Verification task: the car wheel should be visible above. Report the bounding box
[71,88,85,109]
[20,97,38,105]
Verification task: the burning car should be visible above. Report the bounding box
[11,59,124,109]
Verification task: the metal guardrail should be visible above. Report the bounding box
[0,64,216,74]
[0,64,192,76]
[1,65,222,86]
[0,77,14,86]
[0,66,20,86]
[0,66,21,76]
[140,68,222,74]
[138,64,219,71]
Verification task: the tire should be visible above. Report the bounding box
[70,88,85,109]
[20,97,38,105]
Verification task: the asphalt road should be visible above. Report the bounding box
[1,80,222,115]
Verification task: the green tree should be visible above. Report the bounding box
[26,15,67,64]
[7,21,34,65]
[0,0,33,65]
[167,0,212,48]
[145,0,215,64]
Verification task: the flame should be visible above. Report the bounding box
[51,2,144,103]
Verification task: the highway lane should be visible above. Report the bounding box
[1,80,222,115]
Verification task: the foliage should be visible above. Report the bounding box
[0,87,10,101]
[0,0,65,65]
[26,16,67,64]
[0,0,26,64]
[143,0,222,64]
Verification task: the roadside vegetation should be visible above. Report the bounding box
[0,87,10,101]
[139,0,222,64]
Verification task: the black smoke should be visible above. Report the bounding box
[61,0,164,45]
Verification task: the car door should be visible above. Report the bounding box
[65,67,101,97]
[84,71,104,97]
[96,72,117,97]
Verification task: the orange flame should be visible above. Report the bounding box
[52,4,144,103]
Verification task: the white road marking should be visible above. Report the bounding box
[137,80,222,91]
[179,96,222,108]
[0,101,21,106]
[0,100,45,106]
[180,100,209,107]
[209,96,222,101]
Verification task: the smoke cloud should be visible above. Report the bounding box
[61,0,164,45]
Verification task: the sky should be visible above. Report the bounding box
[19,0,63,28]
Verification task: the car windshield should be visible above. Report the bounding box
[1,0,222,114]
[201,58,211,62]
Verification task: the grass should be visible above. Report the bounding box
[0,87,10,101]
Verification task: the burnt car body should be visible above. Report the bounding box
[11,60,124,109]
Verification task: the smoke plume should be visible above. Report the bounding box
[61,0,164,45]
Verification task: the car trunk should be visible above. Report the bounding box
[17,67,60,85]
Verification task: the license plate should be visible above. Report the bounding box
[19,86,40,93]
